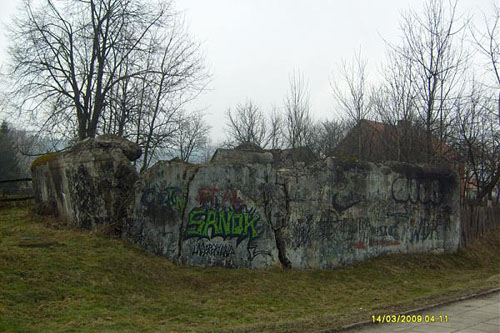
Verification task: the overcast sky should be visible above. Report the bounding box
[0,0,495,143]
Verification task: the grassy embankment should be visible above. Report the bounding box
[0,205,498,332]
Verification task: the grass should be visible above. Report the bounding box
[0,205,498,332]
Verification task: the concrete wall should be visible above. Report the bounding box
[31,135,139,231]
[32,136,461,269]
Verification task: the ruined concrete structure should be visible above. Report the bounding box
[32,135,461,269]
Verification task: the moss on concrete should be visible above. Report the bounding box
[30,153,58,173]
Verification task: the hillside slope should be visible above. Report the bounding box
[0,206,498,332]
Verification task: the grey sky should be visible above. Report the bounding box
[0,0,495,142]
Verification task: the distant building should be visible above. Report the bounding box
[333,119,457,164]
[333,119,473,203]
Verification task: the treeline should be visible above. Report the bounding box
[222,1,499,204]
[4,0,210,172]
[1,0,498,203]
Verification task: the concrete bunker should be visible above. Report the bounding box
[31,135,461,269]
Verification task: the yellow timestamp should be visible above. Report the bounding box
[371,314,449,324]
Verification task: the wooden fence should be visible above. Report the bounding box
[460,205,500,248]
[0,178,33,202]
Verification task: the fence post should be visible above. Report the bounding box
[460,204,500,248]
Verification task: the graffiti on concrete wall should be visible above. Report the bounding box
[391,177,442,205]
[196,186,243,207]
[185,186,272,263]
[332,192,363,213]
[185,207,261,243]
[186,186,261,242]
[326,217,401,249]
[290,215,313,249]
[191,240,236,258]
[408,216,448,242]
[315,209,449,251]
[141,186,185,212]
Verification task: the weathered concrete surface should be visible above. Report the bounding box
[32,137,461,269]
[123,160,198,261]
[211,148,274,165]
[32,135,140,231]
[279,159,460,269]
[125,156,460,269]
[123,160,281,268]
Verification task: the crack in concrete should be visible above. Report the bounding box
[268,169,292,269]
[261,167,292,269]
[176,165,200,264]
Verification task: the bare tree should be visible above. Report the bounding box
[284,71,313,149]
[100,56,139,139]
[173,111,210,162]
[454,79,500,203]
[199,137,218,164]
[310,119,348,158]
[330,50,372,159]
[394,0,467,162]
[470,2,499,124]
[225,100,267,148]
[266,106,285,149]
[450,3,500,203]
[7,0,207,145]
[137,24,206,171]
[371,47,423,162]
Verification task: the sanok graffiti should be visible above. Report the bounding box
[185,207,261,243]
[186,186,268,263]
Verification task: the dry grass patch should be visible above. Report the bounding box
[0,205,498,332]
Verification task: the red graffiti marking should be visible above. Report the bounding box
[353,242,366,249]
[197,187,218,204]
[222,189,242,204]
[196,187,243,206]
